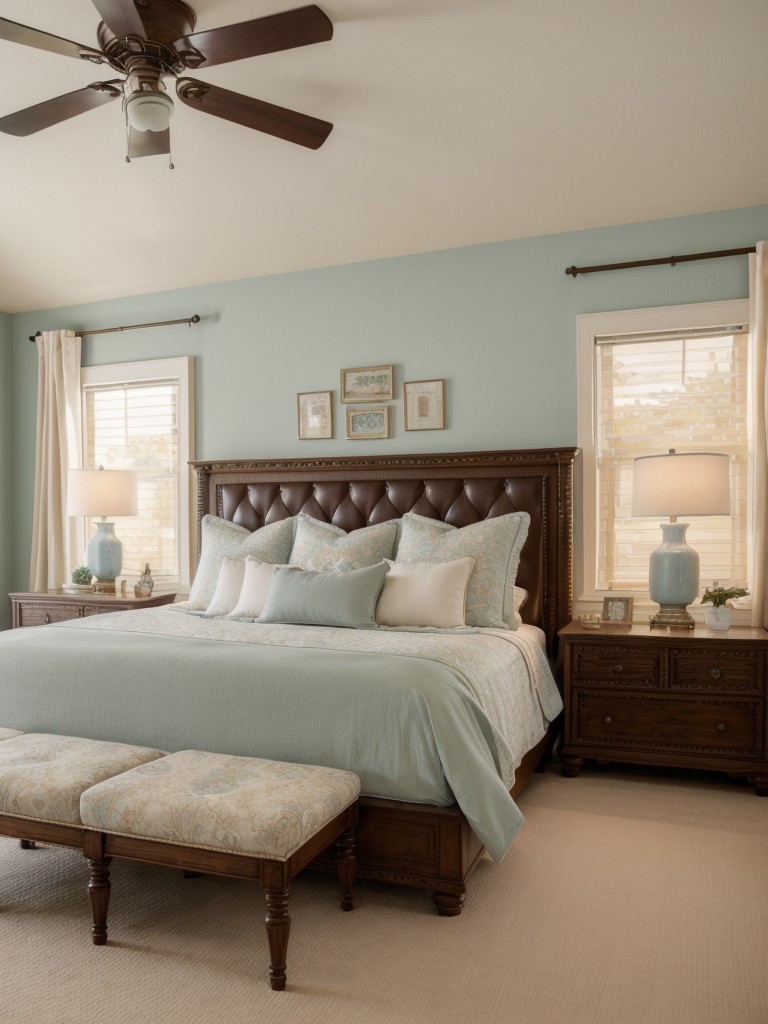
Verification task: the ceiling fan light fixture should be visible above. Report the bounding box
[124,89,173,133]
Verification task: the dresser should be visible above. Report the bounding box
[559,622,768,795]
[10,590,177,629]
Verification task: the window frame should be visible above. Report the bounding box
[78,356,195,591]
[576,298,749,616]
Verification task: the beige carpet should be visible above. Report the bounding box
[1,763,766,1024]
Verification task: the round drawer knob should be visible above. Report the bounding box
[716,723,726,732]
[604,716,612,725]
[710,667,722,680]
[44,613,51,624]
[613,664,623,674]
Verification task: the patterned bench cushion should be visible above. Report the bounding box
[0,734,167,826]
[0,728,23,742]
[80,750,361,862]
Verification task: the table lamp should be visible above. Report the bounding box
[67,467,138,594]
[631,450,730,627]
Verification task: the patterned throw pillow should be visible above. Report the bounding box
[188,515,295,610]
[289,514,398,572]
[394,512,530,629]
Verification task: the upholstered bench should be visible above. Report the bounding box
[0,733,166,853]
[79,749,361,991]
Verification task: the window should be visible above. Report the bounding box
[577,300,749,604]
[79,357,194,590]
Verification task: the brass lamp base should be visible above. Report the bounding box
[92,578,117,595]
[650,604,695,629]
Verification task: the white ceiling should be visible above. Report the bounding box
[1,0,767,313]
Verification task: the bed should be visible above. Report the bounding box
[1,447,577,914]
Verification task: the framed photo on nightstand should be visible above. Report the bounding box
[601,596,633,625]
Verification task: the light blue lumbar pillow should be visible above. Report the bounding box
[258,561,390,629]
[395,511,530,629]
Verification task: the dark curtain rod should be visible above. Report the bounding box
[28,314,201,343]
[565,246,756,278]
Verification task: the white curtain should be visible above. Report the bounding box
[748,243,768,628]
[29,331,82,591]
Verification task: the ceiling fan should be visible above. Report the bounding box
[0,1,333,162]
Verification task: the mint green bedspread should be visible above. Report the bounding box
[0,608,562,861]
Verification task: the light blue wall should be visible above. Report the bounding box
[9,203,768,606]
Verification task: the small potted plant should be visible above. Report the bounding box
[61,565,93,595]
[700,581,748,631]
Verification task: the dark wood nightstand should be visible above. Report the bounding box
[559,621,768,795]
[9,590,177,629]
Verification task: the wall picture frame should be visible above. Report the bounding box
[601,596,634,626]
[297,391,333,440]
[403,378,445,430]
[345,406,390,440]
[340,364,394,403]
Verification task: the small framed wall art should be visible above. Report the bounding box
[345,406,390,440]
[297,390,333,440]
[403,379,445,430]
[601,596,633,626]
[340,364,394,403]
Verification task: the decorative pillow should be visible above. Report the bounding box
[258,561,390,629]
[375,557,476,629]
[188,515,295,610]
[395,512,530,629]
[229,559,297,619]
[511,585,528,627]
[289,514,398,572]
[204,556,247,617]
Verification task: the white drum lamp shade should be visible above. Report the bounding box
[67,468,138,593]
[631,451,730,627]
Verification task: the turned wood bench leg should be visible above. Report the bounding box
[263,886,291,992]
[336,826,356,912]
[88,857,112,945]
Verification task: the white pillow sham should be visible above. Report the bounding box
[204,556,247,617]
[375,557,476,629]
[229,558,296,619]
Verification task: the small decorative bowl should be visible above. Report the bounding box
[578,614,602,630]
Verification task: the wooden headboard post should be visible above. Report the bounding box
[191,448,579,660]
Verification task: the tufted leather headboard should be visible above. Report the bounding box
[191,448,578,660]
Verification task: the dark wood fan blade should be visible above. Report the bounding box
[0,16,104,61]
[175,5,332,69]
[176,78,332,149]
[0,83,121,137]
[127,125,170,159]
[91,0,146,39]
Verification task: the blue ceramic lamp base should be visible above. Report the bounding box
[648,522,698,628]
[87,520,124,595]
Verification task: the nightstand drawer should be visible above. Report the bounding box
[573,690,763,757]
[571,645,662,688]
[670,648,764,693]
[16,602,83,627]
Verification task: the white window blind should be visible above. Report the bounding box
[594,326,748,592]
[80,357,194,589]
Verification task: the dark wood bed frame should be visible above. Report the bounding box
[191,447,578,915]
